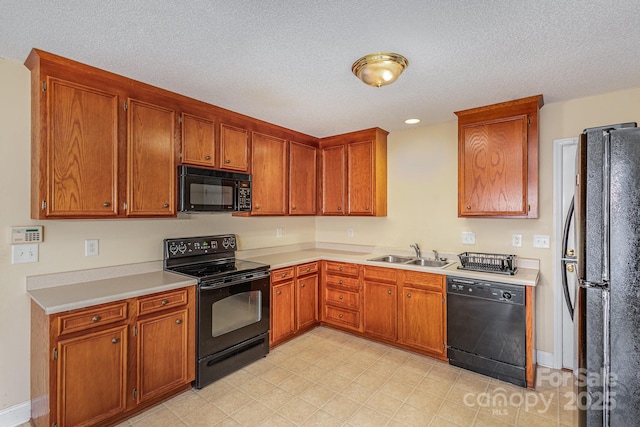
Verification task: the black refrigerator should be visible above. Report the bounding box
[574,122,640,426]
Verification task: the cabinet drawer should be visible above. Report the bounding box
[324,261,359,277]
[296,262,319,277]
[325,287,360,310]
[363,265,397,283]
[57,301,128,336]
[137,288,188,316]
[325,274,360,291]
[324,306,359,329]
[271,267,295,283]
[399,270,444,292]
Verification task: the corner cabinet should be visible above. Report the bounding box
[455,95,543,218]
[289,141,318,215]
[30,287,195,427]
[319,128,388,216]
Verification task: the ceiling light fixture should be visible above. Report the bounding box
[352,52,409,87]
[404,118,421,125]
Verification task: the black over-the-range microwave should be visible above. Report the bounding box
[178,165,252,213]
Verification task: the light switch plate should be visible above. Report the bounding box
[512,234,523,247]
[533,234,550,248]
[347,227,354,238]
[462,232,476,245]
[85,239,99,256]
[276,228,283,238]
[12,244,38,264]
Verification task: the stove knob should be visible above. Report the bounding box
[169,244,178,255]
[229,237,236,248]
[503,291,512,300]
[178,243,187,254]
[222,239,229,248]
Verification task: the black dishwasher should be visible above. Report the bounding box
[447,276,526,387]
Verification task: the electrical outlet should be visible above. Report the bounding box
[512,234,522,247]
[462,232,476,245]
[533,234,550,248]
[347,227,354,238]
[12,244,38,264]
[85,239,99,256]
[276,227,283,238]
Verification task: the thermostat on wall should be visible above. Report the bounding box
[11,226,43,243]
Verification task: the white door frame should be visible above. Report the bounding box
[552,137,579,369]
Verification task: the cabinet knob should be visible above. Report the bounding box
[339,295,343,300]
[338,314,343,319]
[338,280,343,284]
[466,205,471,210]
[205,155,211,160]
[407,293,412,298]
[300,283,305,288]
[281,273,287,277]
[255,205,261,210]
[176,319,182,324]
[339,267,343,271]
[92,316,101,323]
[161,299,168,306]
[387,290,392,295]
[103,202,111,207]
[365,206,369,211]
[292,206,297,210]
[225,159,231,164]
[163,203,169,208]
[111,338,119,344]
[306,267,310,272]
[337,206,341,211]
[276,290,282,295]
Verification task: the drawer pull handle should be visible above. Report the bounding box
[407,293,412,298]
[339,280,343,284]
[92,316,101,323]
[339,295,343,300]
[103,202,111,207]
[111,338,119,344]
[161,299,169,306]
[176,319,182,324]
[281,273,287,277]
[306,267,310,272]
[205,155,211,160]
[339,267,343,271]
[338,314,343,319]
[387,290,392,295]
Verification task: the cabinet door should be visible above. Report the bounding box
[400,287,445,356]
[137,308,189,403]
[127,99,176,216]
[347,140,374,215]
[321,145,346,215]
[220,124,249,172]
[459,115,528,216]
[363,281,397,341]
[271,280,295,344]
[289,141,317,215]
[57,325,127,427]
[44,77,119,218]
[251,132,287,215]
[181,113,215,167]
[296,274,318,331]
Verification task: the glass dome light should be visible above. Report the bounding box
[352,53,409,87]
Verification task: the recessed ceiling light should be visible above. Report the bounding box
[404,118,420,125]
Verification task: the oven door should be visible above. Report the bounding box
[197,274,270,358]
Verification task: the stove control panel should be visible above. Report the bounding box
[164,234,236,259]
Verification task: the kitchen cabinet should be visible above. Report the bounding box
[220,123,250,172]
[30,287,195,427]
[270,262,319,346]
[181,113,216,167]
[126,99,176,217]
[362,266,397,341]
[319,128,388,216]
[455,95,543,218]
[398,270,446,359]
[251,132,288,215]
[289,141,318,215]
[321,261,361,331]
[26,49,179,219]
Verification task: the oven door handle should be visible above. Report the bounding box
[199,271,270,290]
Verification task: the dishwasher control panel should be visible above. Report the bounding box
[447,277,525,305]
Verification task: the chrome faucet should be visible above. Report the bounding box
[433,249,439,261]
[410,243,421,259]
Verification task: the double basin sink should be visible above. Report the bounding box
[367,255,455,269]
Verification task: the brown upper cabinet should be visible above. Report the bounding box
[181,113,216,168]
[455,95,543,218]
[319,128,388,216]
[219,124,250,172]
[289,141,318,215]
[250,132,288,215]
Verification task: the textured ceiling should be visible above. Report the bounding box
[1,1,639,137]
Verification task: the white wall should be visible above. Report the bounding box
[2,55,640,414]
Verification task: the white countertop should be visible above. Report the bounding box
[242,248,539,287]
[28,269,197,315]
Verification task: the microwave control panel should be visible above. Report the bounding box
[238,181,252,211]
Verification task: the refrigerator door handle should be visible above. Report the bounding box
[561,196,576,320]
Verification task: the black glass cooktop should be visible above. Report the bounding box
[167,259,269,282]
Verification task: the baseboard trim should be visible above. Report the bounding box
[0,401,30,427]
[536,350,555,368]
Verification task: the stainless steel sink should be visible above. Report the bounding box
[368,255,414,263]
[405,258,452,268]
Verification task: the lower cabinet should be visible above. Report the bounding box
[362,266,397,341]
[321,261,361,331]
[270,262,319,346]
[30,286,195,427]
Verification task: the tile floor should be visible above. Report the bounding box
[50,326,575,426]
